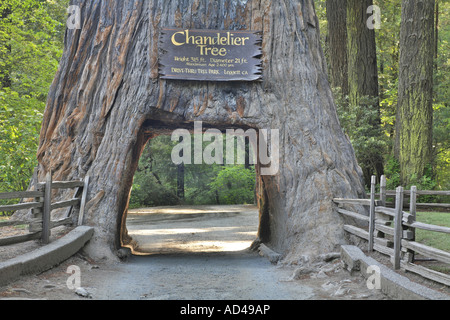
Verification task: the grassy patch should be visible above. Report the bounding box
[0,216,28,232]
[415,211,450,252]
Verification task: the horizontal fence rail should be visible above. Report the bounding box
[333,175,450,287]
[365,188,450,209]
[0,171,89,246]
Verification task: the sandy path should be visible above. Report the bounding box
[126,204,260,254]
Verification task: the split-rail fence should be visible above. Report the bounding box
[334,175,450,287]
[0,172,89,246]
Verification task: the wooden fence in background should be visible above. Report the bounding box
[0,172,89,246]
[334,175,450,287]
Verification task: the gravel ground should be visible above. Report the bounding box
[0,205,390,301]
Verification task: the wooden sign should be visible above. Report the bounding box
[159,28,262,81]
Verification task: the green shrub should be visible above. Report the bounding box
[209,165,255,205]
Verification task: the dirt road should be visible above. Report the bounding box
[0,205,388,300]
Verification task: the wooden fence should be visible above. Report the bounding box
[0,172,89,246]
[334,175,450,287]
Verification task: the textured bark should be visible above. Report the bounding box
[396,0,434,185]
[0,6,12,88]
[326,0,348,97]
[346,0,379,106]
[33,0,365,261]
[346,0,383,185]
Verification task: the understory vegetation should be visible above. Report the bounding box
[129,135,256,208]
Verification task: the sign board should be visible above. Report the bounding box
[159,28,262,81]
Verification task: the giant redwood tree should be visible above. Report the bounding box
[32,0,365,261]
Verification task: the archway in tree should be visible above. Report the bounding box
[122,122,263,255]
[32,0,365,262]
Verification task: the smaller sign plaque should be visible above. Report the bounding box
[159,28,262,82]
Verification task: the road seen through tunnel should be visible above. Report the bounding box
[125,204,259,255]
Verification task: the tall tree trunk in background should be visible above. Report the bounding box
[0,6,12,88]
[435,0,439,71]
[346,0,383,185]
[176,163,185,200]
[347,0,379,106]
[396,0,435,185]
[326,0,348,97]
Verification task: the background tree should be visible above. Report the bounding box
[346,0,384,185]
[432,0,449,190]
[326,0,348,97]
[0,3,11,88]
[346,0,380,109]
[395,0,435,185]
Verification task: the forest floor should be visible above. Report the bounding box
[0,204,390,300]
[0,204,445,300]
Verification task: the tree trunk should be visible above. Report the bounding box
[435,0,439,70]
[347,0,379,105]
[0,6,12,88]
[346,0,383,185]
[326,0,348,97]
[31,0,365,261]
[396,0,435,185]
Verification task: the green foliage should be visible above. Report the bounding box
[209,166,255,205]
[375,0,402,140]
[323,0,449,191]
[384,156,440,202]
[0,0,68,196]
[383,156,400,189]
[0,88,42,191]
[334,89,387,184]
[129,135,180,208]
[433,2,450,190]
[183,162,222,205]
[129,135,256,208]
[129,173,181,209]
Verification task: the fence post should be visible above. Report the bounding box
[42,171,52,244]
[31,173,44,232]
[409,186,417,222]
[408,185,417,262]
[368,175,376,252]
[78,175,90,226]
[393,186,404,270]
[380,175,386,206]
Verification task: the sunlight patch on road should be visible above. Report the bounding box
[131,228,209,236]
[125,205,259,255]
[128,205,256,216]
[133,240,254,254]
